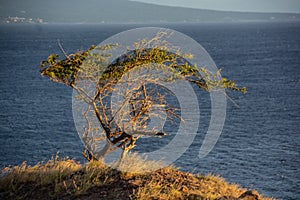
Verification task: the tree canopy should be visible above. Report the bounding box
[39,33,246,165]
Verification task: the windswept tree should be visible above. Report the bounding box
[39,32,246,165]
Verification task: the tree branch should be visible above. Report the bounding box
[57,39,70,59]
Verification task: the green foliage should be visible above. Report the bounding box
[40,44,246,94]
[39,45,96,85]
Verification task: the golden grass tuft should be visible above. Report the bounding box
[0,154,275,200]
[116,152,165,174]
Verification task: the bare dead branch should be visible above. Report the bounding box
[57,39,70,59]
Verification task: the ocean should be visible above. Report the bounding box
[0,22,299,199]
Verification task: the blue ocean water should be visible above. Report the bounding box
[0,22,299,199]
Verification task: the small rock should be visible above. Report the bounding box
[238,190,261,200]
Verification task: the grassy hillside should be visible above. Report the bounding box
[0,154,274,200]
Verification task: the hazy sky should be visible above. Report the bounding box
[131,0,300,13]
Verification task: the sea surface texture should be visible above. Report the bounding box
[0,22,299,199]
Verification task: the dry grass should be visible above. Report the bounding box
[0,154,275,200]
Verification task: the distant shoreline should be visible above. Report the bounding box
[1,19,300,26]
[1,0,299,26]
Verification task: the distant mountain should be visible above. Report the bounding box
[0,0,299,23]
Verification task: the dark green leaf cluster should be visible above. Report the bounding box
[39,45,246,94]
[39,45,95,86]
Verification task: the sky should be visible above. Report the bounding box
[131,0,300,13]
